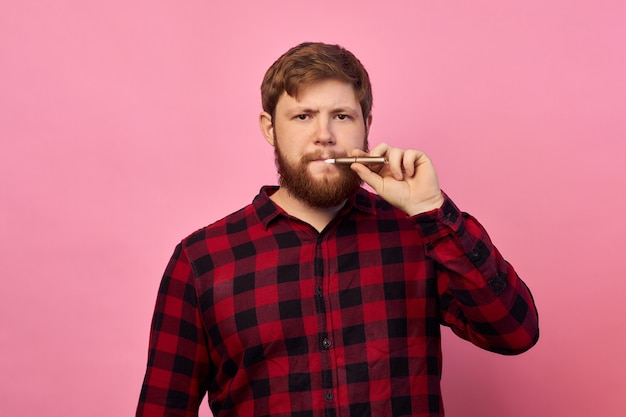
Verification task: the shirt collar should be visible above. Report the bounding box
[253,186,377,230]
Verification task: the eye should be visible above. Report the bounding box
[295,114,309,120]
[336,114,350,120]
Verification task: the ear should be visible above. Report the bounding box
[259,111,275,146]
[366,113,373,130]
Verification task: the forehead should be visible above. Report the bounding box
[278,79,360,109]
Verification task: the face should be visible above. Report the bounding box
[260,79,372,208]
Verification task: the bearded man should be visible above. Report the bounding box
[137,42,539,417]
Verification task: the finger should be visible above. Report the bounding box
[402,150,421,178]
[386,147,405,181]
[367,142,390,158]
[351,162,384,193]
[349,148,370,157]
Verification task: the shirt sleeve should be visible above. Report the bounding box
[411,193,539,355]
[136,242,212,416]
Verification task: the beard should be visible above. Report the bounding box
[274,137,365,209]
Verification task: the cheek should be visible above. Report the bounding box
[345,129,368,151]
[276,124,311,145]
[339,123,367,141]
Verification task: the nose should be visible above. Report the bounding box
[315,117,335,145]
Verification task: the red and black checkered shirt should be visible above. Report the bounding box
[137,186,538,417]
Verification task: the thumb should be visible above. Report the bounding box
[351,163,384,193]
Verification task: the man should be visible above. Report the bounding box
[137,42,539,417]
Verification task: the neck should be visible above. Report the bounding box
[270,187,345,232]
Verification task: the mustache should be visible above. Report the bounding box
[301,150,342,162]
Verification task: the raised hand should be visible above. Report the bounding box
[350,143,444,216]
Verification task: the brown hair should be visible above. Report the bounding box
[261,42,373,123]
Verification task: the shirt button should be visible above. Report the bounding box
[316,287,323,297]
[325,391,334,401]
[322,338,332,349]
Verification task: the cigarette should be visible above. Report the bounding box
[324,157,387,165]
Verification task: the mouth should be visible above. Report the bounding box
[306,152,345,163]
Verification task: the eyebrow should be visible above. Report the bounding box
[288,106,360,115]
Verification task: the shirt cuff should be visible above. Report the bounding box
[408,191,463,241]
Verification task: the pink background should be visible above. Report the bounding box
[1,1,625,416]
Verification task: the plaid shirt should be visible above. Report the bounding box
[137,186,538,417]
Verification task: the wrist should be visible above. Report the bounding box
[405,192,445,216]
